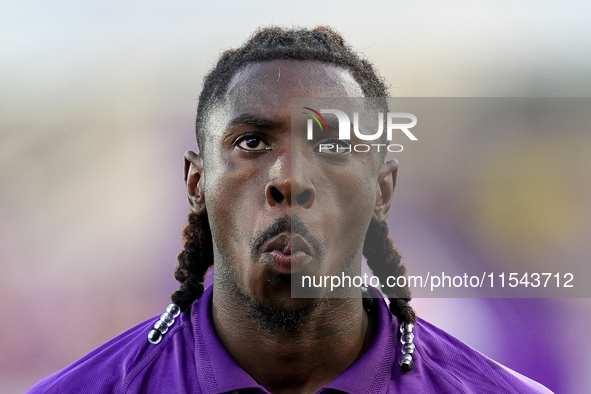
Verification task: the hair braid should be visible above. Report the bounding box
[363,219,417,325]
[171,212,214,311]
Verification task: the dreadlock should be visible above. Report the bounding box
[172,25,417,347]
[363,219,416,325]
[172,212,213,309]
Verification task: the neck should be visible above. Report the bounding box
[212,284,375,394]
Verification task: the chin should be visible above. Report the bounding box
[239,273,324,335]
[245,292,322,335]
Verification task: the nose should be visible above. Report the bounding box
[265,152,315,209]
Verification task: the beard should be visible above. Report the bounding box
[236,285,323,335]
[215,244,324,335]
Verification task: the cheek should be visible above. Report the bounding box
[203,155,268,275]
[205,166,255,243]
[313,161,377,219]
[313,167,378,261]
[205,175,251,288]
[337,180,375,241]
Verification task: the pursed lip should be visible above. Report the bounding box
[261,233,314,274]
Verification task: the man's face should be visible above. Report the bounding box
[192,60,390,312]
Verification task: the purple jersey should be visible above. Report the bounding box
[28,286,552,393]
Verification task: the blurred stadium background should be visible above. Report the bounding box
[2,1,590,392]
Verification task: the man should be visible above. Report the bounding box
[28,26,551,393]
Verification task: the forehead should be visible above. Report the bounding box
[226,60,364,107]
[201,60,364,144]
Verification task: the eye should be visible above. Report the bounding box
[314,139,351,155]
[236,135,271,151]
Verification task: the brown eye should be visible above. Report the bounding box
[236,136,270,151]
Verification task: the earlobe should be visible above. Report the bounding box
[184,150,206,214]
[373,159,398,222]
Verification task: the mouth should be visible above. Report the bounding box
[261,233,314,275]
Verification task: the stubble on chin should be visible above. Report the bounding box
[214,253,321,335]
[237,286,323,335]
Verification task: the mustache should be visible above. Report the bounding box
[249,215,325,259]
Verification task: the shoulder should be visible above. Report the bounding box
[408,317,553,393]
[26,304,199,394]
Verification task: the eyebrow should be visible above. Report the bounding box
[227,113,277,130]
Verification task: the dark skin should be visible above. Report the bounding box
[184,60,398,393]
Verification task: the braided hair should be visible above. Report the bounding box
[173,25,416,346]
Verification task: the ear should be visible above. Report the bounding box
[373,159,398,222]
[184,150,206,214]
